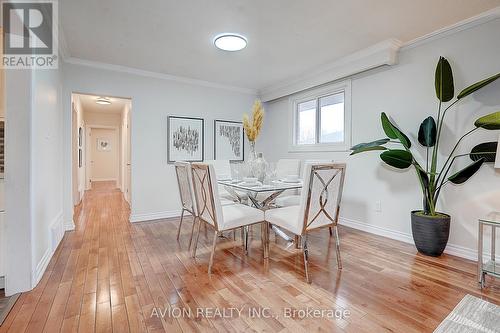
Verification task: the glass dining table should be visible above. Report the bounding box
[218,179,303,243]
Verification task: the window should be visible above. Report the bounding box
[290,81,351,151]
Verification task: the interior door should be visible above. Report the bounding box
[90,128,119,185]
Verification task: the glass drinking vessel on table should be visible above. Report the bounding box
[265,162,278,185]
[233,162,245,182]
[233,163,240,182]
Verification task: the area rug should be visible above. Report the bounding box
[434,294,500,332]
[0,293,19,326]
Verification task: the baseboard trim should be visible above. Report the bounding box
[0,276,4,289]
[339,217,499,262]
[32,247,52,288]
[128,208,497,261]
[50,212,64,252]
[65,220,75,231]
[32,212,65,288]
[91,178,117,182]
[129,210,192,223]
[340,217,414,244]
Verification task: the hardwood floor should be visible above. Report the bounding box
[1,182,498,332]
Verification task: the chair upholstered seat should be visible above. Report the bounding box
[265,205,302,235]
[274,195,300,207]
[190,162,269,274]
[265,162,346,283]
[220,198,237,206]
[221,204,264,230]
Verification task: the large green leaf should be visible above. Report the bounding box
[416,165,429,189]
[350,139,389,155]
[351,138,390,150]
[435,57,454,102]
[474,111,500,130]
[350,146,387,155]
[470,142,497,163]
[380,150,413,169]
[448,158,485,184]
[381,113,398,139]
[417,116,437,147]
[458,73,500,100]
[380,112,411,148]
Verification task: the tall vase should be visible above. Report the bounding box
[247,141,267,182]
[249,141,257,161]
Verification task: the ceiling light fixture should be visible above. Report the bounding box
[213,33,247,51]
[96,97,112,105]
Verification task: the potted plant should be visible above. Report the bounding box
[351,57,500,256]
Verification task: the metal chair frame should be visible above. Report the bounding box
[190,163,268,274]
[174,162,198,249]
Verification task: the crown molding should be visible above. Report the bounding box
[63,57,257,95]
[401,6,500,50]
[259,39,402,102]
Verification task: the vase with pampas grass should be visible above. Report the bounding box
[243,100,267,181]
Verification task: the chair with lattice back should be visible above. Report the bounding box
[174,162,199,249]
[190,163,266,274]
[265,163,346,283]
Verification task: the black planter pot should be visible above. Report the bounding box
[411,211,450,257]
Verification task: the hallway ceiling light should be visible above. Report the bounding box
[213,33,247,51]
[96,97,112,105]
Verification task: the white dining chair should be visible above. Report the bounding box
[265,163,346,283]
[174,161,199,249]
[190,163,267,274]
[204,159,232,179]
[276,159,301,179]
[174,161,235,249]
[204,159,239,201]
[275,159,333,207]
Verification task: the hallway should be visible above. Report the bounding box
[0,182,499,332]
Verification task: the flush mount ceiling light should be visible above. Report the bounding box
[213,33,247,51]
[96,97,112,105]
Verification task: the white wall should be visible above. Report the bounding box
[89,128,119,181]
[84,111,121,127]
[5,69,32,294]
[83,111,122,188]
[62,63,256,223]
[31,66,65,287]
[260,18,500,260]
[4,63,64,295]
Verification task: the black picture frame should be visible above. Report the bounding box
[167,116,204,163]
[214,120,244,161]
[78,127,83,147]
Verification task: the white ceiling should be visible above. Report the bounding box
[77,94,130,115]
[61,0,500,91]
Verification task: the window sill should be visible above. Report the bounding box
[288,143,350,153]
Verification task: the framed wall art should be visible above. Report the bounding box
[167,116,204,163]
[97,138,111,152]
[214,120,244,161]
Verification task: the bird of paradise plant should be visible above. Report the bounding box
[243,100,265,157]
[351,57,500,217]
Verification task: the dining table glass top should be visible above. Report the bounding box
[218,179,303,192]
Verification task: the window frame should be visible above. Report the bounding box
[289,80,352,152]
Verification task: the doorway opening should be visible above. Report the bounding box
[71,93,132,209]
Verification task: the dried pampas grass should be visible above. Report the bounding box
[243,100,264,142]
